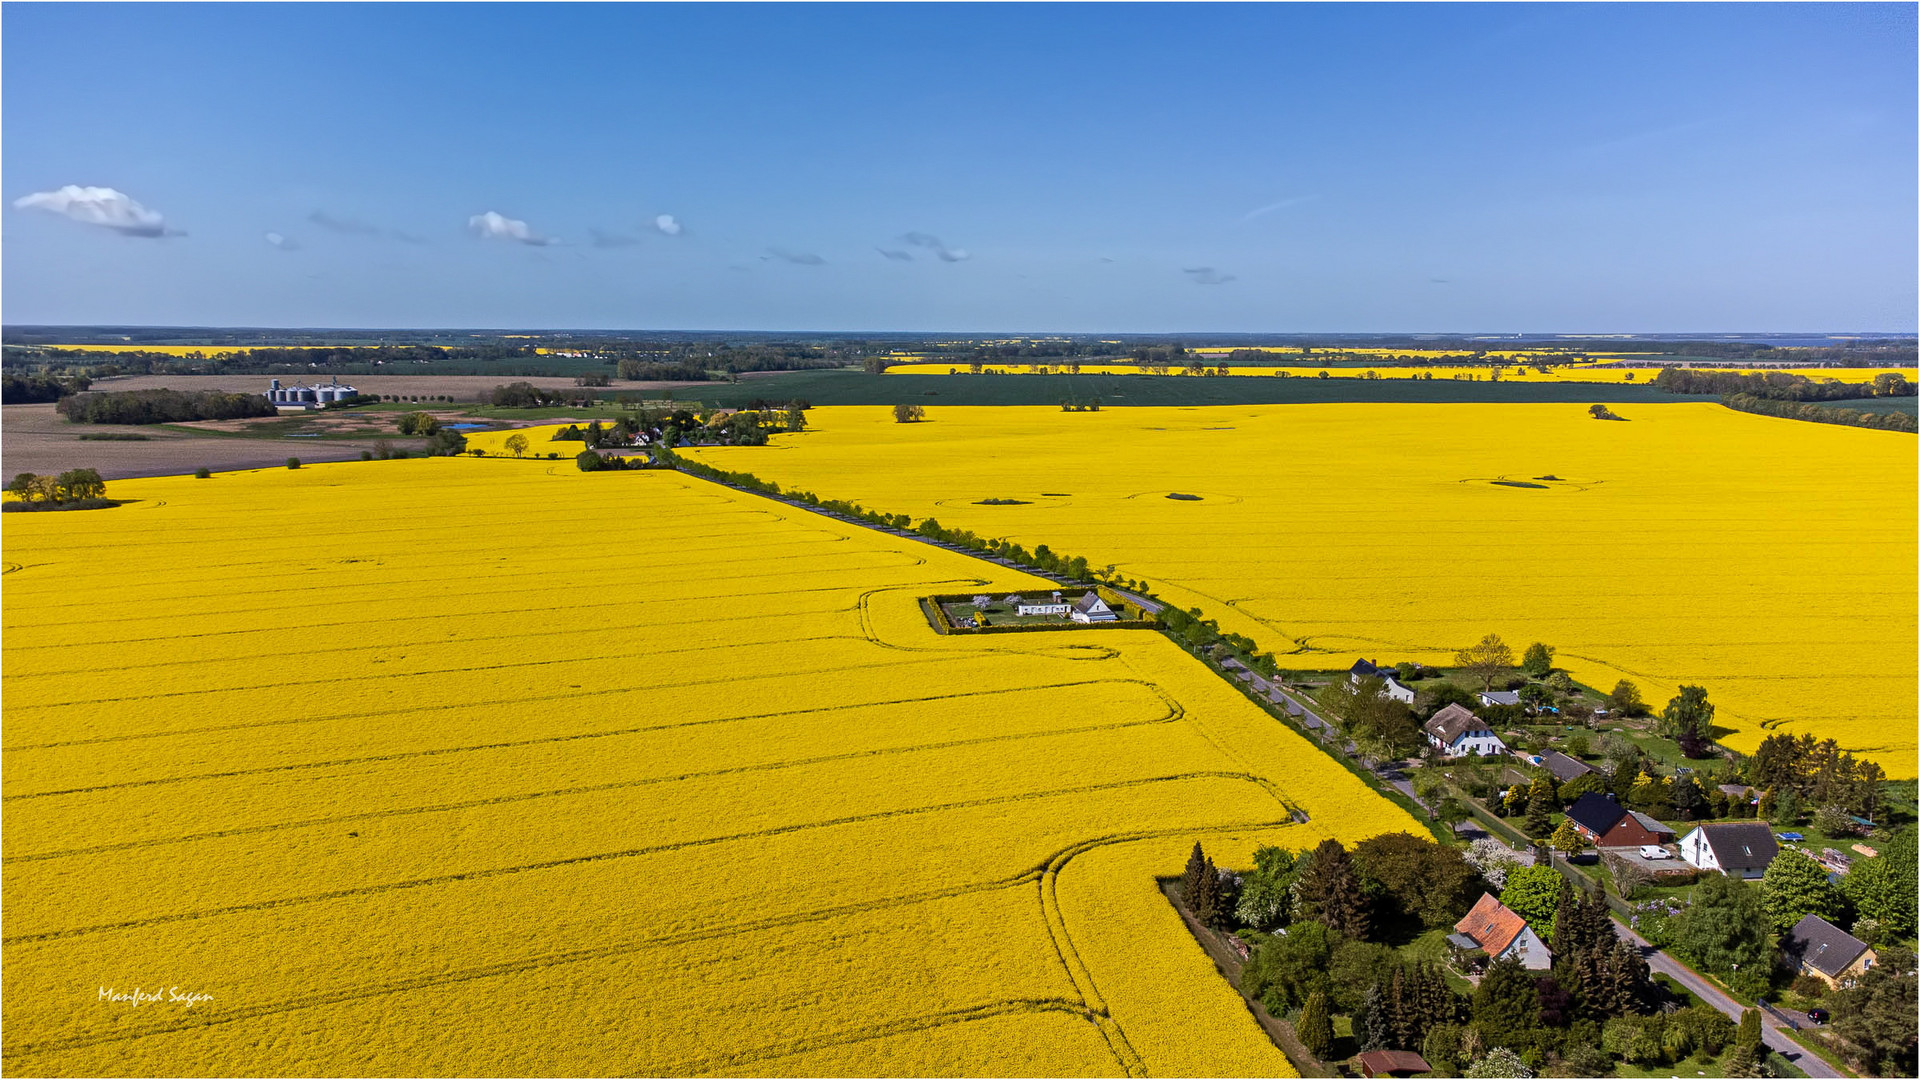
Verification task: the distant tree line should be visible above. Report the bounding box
[1723,393,1915,434]
[1654,367,1914,401]
[2,372,91,403]
[6,468,108,508]
[56,389,277,424]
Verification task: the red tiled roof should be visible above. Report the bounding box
[1358,1049,1432,1077]
[1455,892,1527,957]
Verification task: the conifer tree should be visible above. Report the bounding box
[1360,981,1391,1052]
[1524,786,1554,838]
[1736,1007,1763,1050]
[1182,841,1209,908]
[1192,857,1225,929]
[1297,989,1334,1059]
[1296,839,1370,940]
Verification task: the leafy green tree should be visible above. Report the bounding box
[424,429,468,456]
[1608,680,1647,717]
[1465,1046,1533,1078]
[1671,773,1708,821]
[1551,819,1588,857]
[1296,839,1370,939]
[1471,956,1541,1054]
[1500,865,1564,929]
[892,402,925,423]
[1560,773,1607,801]
[395,411,440,436]
[1521,642,1556,677]
[503,433,530,457]
[1669,874,1771,985]
[285,457,301,469]
[1327,938,1399,1013]
[1455,633,1516,691]
[1353,832,1478,930]
[1296,989,1334,1059]
[1735,1007,1763,1050]
[54,468,105,501]
[1762,849,1847,933]
[1234,845,1300,930]
[1831,946,1917,1077]
[1657,685,1714,740]
[1422,1022,1466,1075]
[1242,920,1333,1014]
[1844,828,1917,940]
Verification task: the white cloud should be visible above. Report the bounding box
[14,185,173,237]
[654,214,683,236]
[468,210,554,246]
[265,232,299,251]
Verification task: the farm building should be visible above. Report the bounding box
[1565,793,1675,849]
[1357,1050,1432,1078]
[1677,822,1778,878]
[1477,689,1521,708]
[1015,592,1071,616]
[1070,593,1118,623]
[1452,892,1551,971]
[1423,703,1507,757]
[1780,914,1877,990]
[1533,750,1595,784]
[265,378,357,409]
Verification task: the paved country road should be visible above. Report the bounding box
[1611,920,1845,1078]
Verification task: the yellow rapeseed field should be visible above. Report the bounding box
[685,404,1918,775]
[2,458,1418,1076]
[881,361,1918,385]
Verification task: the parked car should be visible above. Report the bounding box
[1807,1008,1830,1026]
[1639,845,1672,860]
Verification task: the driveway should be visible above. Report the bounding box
[1610,921,1842,1078]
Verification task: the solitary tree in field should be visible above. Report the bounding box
[1455,633,1515,690]
[892,402,925,423]
[1521,642,1556,678]
[504,433,530,458]
[1608,679,1646,717]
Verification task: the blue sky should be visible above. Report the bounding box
[4,2,1914,332]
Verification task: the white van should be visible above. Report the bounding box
[1639,845,1671,860]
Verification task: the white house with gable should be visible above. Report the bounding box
[1423,703,1507,758]
[1070,593,1119,623]
[1016,591,1072,616]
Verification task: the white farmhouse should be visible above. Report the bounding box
[1070,593,1119,623]
[1423,703,1507,758]
[1379,676,1417,704]
[1452,893,1552,970]
[1678,822,1779,879]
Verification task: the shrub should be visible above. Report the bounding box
[286,457,301,469]
[194,467,211,479]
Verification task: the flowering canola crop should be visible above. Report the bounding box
[2,459,1417,1075]
[686,404,1918,775]
[881,361,1919,385]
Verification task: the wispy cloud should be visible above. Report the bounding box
[590,228,641,249]
[265,232,300,251]
[766,247,825,265]
[1183,267,1236,285]
[1237,195,1316,223]
[903,231,969,262]
[469,210,554,246]
[653,214,683,236]
[877,248,913,262]
[308,210,382,236]
[14,185,175,237]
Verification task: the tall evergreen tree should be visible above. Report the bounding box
[1182,841,1209,907]
[1524,785,1554,838]
[1296,839,1371,940]
[1192,857,1226,929]
[1471,957,1541,1053]
[1360,981,1391,1052]
[1297,988,1334,1059]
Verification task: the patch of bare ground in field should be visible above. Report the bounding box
[88,374,712,400]
[2,404,412,480]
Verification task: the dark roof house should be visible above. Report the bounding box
[1781,914,1877,988]
[1678,822,1779,878]
[1537,750,1595,783]
[1565,793,1675,848]
[1350,658,1383,678]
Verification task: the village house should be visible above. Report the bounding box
[1477,689,1521,708]
[1780,914,1877,990]
[1014,592,1072,616]
[1346,659,1416,702]
[1677,822,1779,878]
[1451,892,1552,970]
[1533,749,1596,784]
[1564,792,1676,849]
[1423,703,1507,758]
[1069,593,1118,623]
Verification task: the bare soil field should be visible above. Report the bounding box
[2,404,410,480]
[87,374,710,400]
